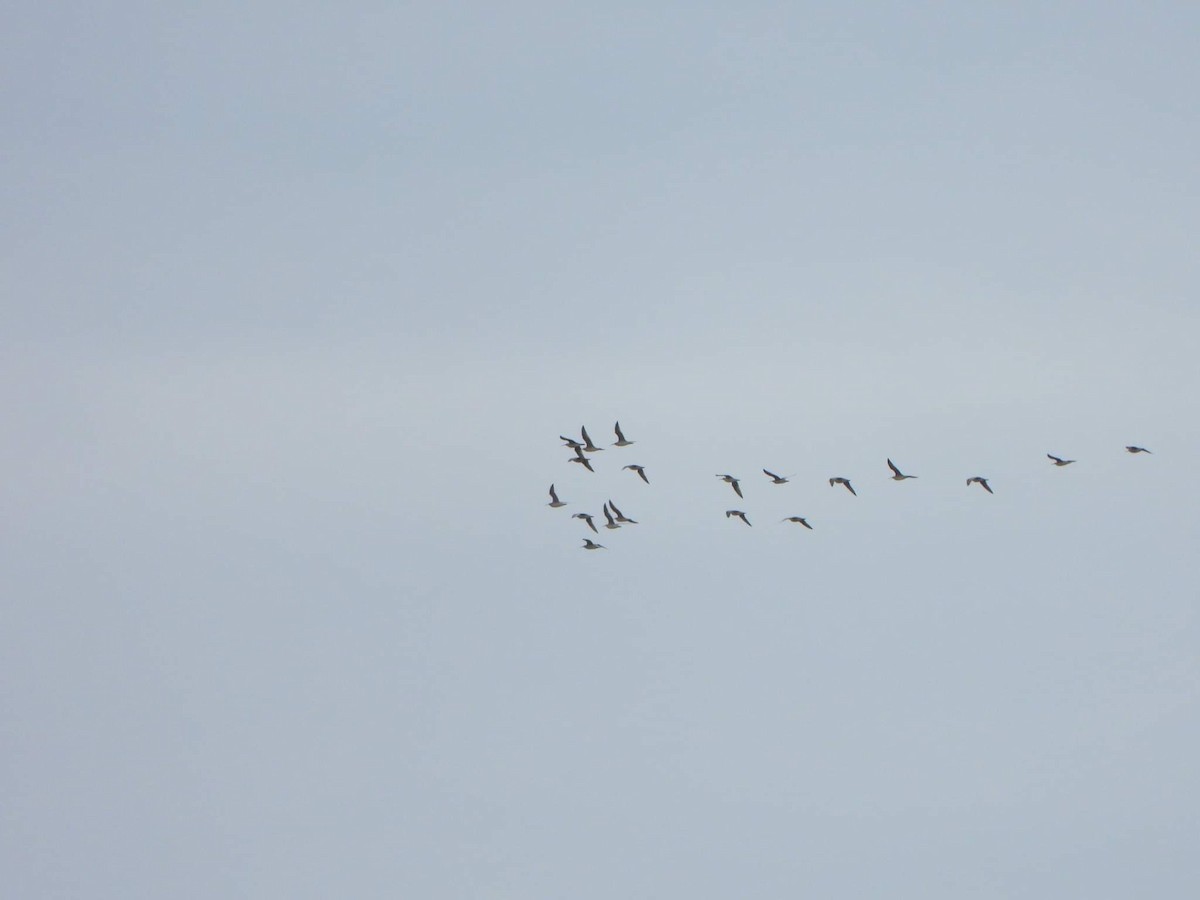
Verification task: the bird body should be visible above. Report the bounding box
[829,477,856,496]
[782,516,813,529]
[547,484,567,507]
[572,512,598,533]
[763,469,790,484]
[623,464,649,484]
[1047,454,1075,466]
[1126,445,1152,454]
[569,448,595,473]
[607,500,638,524]
[581,538,605,550]
[602,504,622,530]
[887,459,917,480]
[726,510,752,527]
[581,425,603,453]
[967,476,993,494]
[612,421,634,447]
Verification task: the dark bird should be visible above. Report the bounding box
[560,435,584,450]
[726,510,752,527]
[967,476,993,494]
[716,474,744,498]
[887,459,917,480]
[572,512,598,533]
[601,504,622,530]
[1047,454,1075,466]
[623,464,649,484]
[607,500,638,524]
[612,421,634,447]
[581,538,605,550]
[782,516,813,529]
[762,469,790,484]
[1126,445,1153,454]
[547,484,567,508]
[569,446,595,473]
[829,477,856,496]
[580,425,603,453]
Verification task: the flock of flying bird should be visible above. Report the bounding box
[548,423,1155,550]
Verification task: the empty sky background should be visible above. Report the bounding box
[3,2,1199,897]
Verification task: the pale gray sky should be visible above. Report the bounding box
[3,3,1199,897]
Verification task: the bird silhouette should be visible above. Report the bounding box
[623,464,650,484]
[966,476,993,494]
[601,504,622,530]
[607,500,638,524]
[580,425,604,453]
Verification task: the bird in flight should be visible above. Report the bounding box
[762,469,790,484]
[612,422,634,447]
[607,500,638,524]
[716,474,744,498]
[580,425,604,453]
[581,538,605,550]
[1047,454,1075,466]
[829,477,856,496]
[572,512,598,533]
[887,459,917,480]
[547,484,567,508]
[569,446,595,472]
[782,516,813,529]
[1126,445,1152,454]
[560,435,584,450]
[601,504,622,530]
[967,476,993,494]
[623,464,649,484]
[726,510,752,527]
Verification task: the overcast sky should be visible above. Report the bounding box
[4,3,1199,897]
